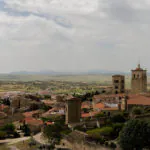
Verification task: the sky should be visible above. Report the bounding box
[0,0,150,73]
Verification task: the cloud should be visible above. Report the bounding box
[4,0,99,14]
[0,0,149,73]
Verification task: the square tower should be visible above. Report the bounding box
[65,97,81,125]
[131,64,147,93]
[112,75,125,94]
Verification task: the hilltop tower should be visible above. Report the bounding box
[131,64,147,93]
[112,75,125,94]
[65,97,81,125]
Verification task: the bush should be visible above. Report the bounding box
[122,111,129,118]
[132,107,143,115]
[87,127,114,139]
[111,113,126,123]
[82,108,89,113]
[0,131,7,139]
[104,141,109,147]
[110,142,117,149]
[112,123,124,138]
[13,131,20,138]
[43,95,51,99]
[1,123,15,135]
[95,112,105,118]
[22,124,31,136]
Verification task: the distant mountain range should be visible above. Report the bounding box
[10,70,129,75]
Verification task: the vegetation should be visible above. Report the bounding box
[0,123,19,139]
[111,113,126,123]
[95,112,106,118]
[43,123,70,144]
[132,107,143,115]
[119,119,150,150]
[21,124,31,136]
[87,127,114,140]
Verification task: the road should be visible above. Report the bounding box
[0,136,30,145]
[9,146,20,150]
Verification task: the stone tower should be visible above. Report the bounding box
[65,97,81,125]
[112,75,125,94]
[131,64,147,93]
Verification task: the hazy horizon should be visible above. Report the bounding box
[0,0,150,73]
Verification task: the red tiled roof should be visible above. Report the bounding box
[24,117,43,126]
[82,112,98,118]
[42,100,55,106]
[23,110,40,118]
[128,95,150,105]
[94,103,105,109]
[93,94,125,100]
[81,104,90,109]
[45,121,54,125]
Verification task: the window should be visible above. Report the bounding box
[115,86,118,89]
[114,80,119,83]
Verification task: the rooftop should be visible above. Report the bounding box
[128,94,150,105]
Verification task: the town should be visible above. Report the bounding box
[0,64,150,150]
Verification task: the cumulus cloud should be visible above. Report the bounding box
[0,0,150,73]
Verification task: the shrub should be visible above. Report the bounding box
[122,111,129,118]
[104,141,109,147]
[1,123,15,135]
[98,127,114,136]
[95,112,105,118]
[0,131,7,139]
[110,142,117,149]
[132,107,143,115]
[82,108,89,113]
[112,123,124,138]
[111,113,126,123]
[13,131,20,138]
[87,127,114,139]
[22,124,31,136]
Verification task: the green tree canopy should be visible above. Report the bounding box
[119,119,150,150]
[111,113,126,123]
[132,107,143,115]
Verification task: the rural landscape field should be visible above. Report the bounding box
[0,74,149,92]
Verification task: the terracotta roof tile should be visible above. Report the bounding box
[24,117,43,126]
[81,112,98,118]
[128,95,150,105]
[94,103,105,109]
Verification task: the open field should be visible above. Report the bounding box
[0,74,149,92]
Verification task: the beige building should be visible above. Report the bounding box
[65,97,81,125]
[112,75,125,94]
[131,64,147,93]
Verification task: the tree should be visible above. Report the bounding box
[119,119,150,150]
[111,113,126,123]
[43,124,62,143]
[22,124,31,136]
[132,107,143,115]
[2,124,15,135]
[0,131,7,139]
